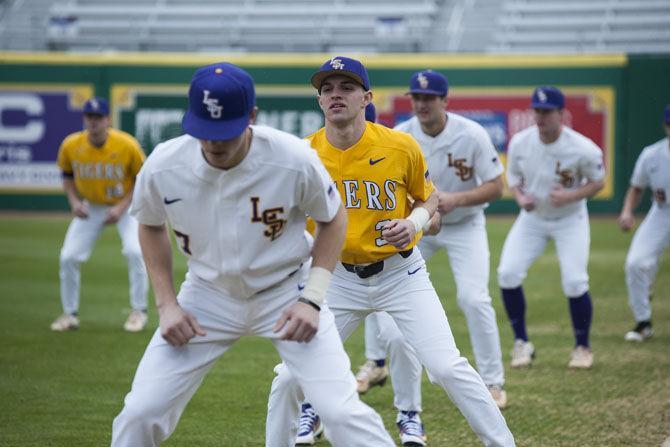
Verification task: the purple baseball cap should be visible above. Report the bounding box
[408,70,449,96]
[365,103,377,122]
[310,56,370,91]
[531,86,564,110]
[83,97,109,116]
[182,62,256,141]
[664,104,670,124]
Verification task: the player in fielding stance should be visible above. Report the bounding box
[111,62,395,447]
[356,69,508,415]
[52,98,149,332]
[266,56,515,447]
[497,86,605,369]
[618,104,670,341]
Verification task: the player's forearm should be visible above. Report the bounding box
[412,189,438,216]
[620,186,643,216]
[311,204,347,271]
[114,188,134,213]
[62,177,81,206]
[572,179,605,201]
[138,223,177,308]
[442,176,503,209]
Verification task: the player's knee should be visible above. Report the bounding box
[562,280,588,298]
[625,255,651,275]
[497,268,522,289]
[423,355,466,385]
[456,290,491,312]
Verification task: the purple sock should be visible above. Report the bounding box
[501,286,528,341]
[569,291,593,347]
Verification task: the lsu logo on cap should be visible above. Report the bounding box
[536,89,548,104]
[330,58,345,70]
[418,73,429,89]
[202,90,223,119]
[89,99,100,111]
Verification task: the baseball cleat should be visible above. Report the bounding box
[50,313,80,331]
[510,339,535,368]
[295,403,324,445]
[568,345,593,369]
[355,359,389,394]
[396,411,427,446]
[624,321,653,342]
[123,310,148,332]
[488,385,508,409]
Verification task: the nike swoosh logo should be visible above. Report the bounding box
[298,284,305,291]
[408,267,422,275]
[369,157,385,165]
[163,197,182,205]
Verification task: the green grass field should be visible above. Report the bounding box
[0,214,668,446]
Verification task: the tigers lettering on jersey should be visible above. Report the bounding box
[340,179,397,210]
[251,197,286,241]
[555,161,576,187]
[447,153,473,181]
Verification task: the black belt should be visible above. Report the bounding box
[342,248,413,279]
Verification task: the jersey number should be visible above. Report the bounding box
[173,230,192,255]
[375,219,391,247]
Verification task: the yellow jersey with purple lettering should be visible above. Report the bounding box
[57,128,146,205]
[307,121,435,264]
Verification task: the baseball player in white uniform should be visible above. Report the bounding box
[618,104,670,341]
[358,70,508,421]
[51,98,149,333]
[497,86,605,369]
[265,56,515,447]
[111,62,396,447]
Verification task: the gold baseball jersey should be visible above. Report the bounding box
[308,121,435,264]
[57,128,145,206]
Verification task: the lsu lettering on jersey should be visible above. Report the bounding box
[506,125,605,219]
[630,137,670,210]
[308,121,435,264]
[395,112,504,224]
[57,128,145,205]
[130,125,340,299]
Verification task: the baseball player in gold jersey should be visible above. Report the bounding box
[265,57,515,447]
[51,98,149,333]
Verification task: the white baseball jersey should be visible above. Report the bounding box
[625,137,670,322]
[630,137,670,210]
[130,125,341,298]
[506,125,605,219]
[395,113,503,224]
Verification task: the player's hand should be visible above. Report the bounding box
[382,219,415,248]
[425,212,442,236]
[71,200,89,218]
[158,301,207,347]
[273,301,319,343]
[437,191,458,215]
[516,191,536,211]
[617,212,635,232]
[549,185,575,207]
[103,205,124,225]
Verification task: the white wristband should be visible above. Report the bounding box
[301,266,332,307]
[406,207,431,234]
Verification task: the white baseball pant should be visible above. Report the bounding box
[497,209,590,298]
[111,268,393,447]
[365,213,504,410]
[59,204,148,314]
[266,249,515,447]
[625,206,670,322]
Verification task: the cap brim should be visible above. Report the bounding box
[311,70,368,91]
[531,102,561,110]
[182,111,249,141]
[407,88,446,96]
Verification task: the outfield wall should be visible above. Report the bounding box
[1,52,669,212]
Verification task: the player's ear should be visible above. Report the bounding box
[248,107,258,125]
